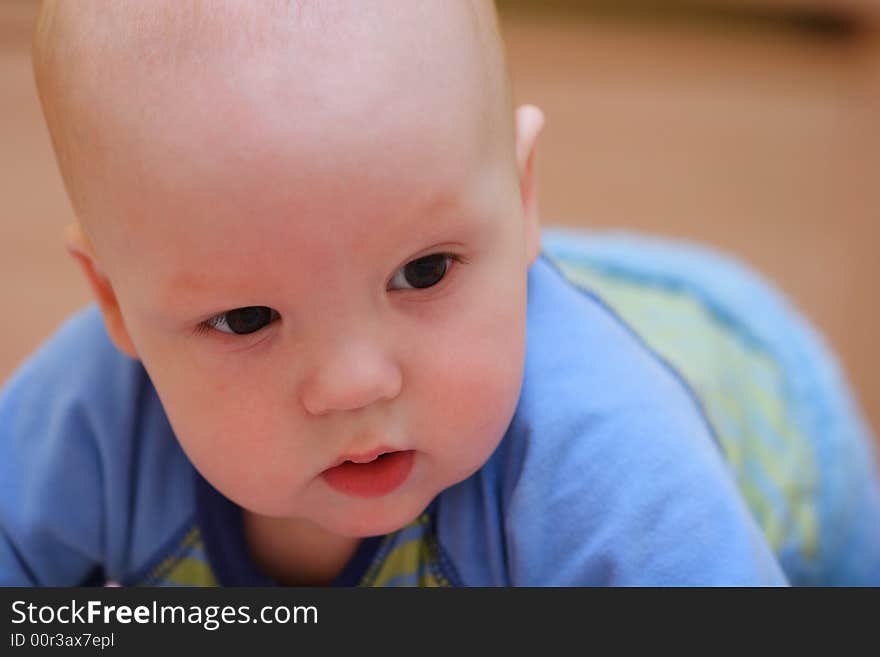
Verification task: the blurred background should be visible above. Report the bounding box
[1,0,878,438]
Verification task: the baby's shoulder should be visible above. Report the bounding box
[507,229,880,585]
[514,249,716,460]
[0,305,196,584]
[1,305,162,446]
[517,243,733,475]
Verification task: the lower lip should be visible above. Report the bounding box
[321,450,416,499]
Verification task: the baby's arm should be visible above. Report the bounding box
[0,312,107,585]
[0,306,190,586]
[504,399,787,586]
[0,408,105,585]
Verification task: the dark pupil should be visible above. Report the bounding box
[404,254,447,289]
[226,306,273,334]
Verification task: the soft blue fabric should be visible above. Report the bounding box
[539,228,880,585]
[0,307,196,586]
[4,235,871,585]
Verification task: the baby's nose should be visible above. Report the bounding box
[299,341,402,416]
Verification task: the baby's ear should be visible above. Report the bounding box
[65,222,139,360]
[515,104,545,265]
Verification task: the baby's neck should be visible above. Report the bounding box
[242,510,361,586]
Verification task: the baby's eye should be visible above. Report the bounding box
[388,253,455,290]
[202,306,280,335]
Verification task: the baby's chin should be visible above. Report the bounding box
[313,493,436,539]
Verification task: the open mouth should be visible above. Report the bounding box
[321,450,415,499]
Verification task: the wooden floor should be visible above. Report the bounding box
[1,0,878,438]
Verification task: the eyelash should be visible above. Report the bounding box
[192,318,227,338]
[192,251,467,338]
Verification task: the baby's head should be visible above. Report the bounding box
[33,0,544,538]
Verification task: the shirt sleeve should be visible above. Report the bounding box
[0,309,112,585]
[0,374,106,585]
[504,257,788,586]
[504,393,789,586]
[0,306,187,586]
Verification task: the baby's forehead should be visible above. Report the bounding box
[35,1,513,242]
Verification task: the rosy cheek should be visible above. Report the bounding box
[412,306,525,464]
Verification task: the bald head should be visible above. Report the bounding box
[32,0,515,246]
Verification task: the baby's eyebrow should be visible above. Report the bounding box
[159,269,215,304]
[151,263,270,321]
[150,279,225,325]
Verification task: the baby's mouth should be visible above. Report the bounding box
[321,450,415,499]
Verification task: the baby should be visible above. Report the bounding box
[2,0,878,586]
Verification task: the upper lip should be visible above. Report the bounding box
[329,446,397,468]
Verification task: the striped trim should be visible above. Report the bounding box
[139,527,219,587]
[138,511,451,587]
[359,511,451,587]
